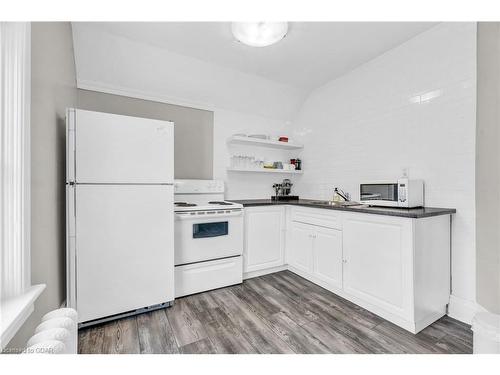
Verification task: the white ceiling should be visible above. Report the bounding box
[83,22,437,90]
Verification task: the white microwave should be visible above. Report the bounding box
[360,179,424,208]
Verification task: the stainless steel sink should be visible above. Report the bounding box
[308,200,365,207]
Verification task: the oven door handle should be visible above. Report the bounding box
[175,210,243,220]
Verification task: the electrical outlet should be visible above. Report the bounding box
[401,168,409,178]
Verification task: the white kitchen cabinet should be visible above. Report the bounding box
[313,225,343,291]
[285,206,451,333]
[342,214,413,322]
[288,221,314,274]
[342,212,451,333]
[243,206,285,276]
[288,209,343,292]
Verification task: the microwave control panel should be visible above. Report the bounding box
[398,184,407,203]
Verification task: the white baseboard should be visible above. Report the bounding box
[243,265,288,280]
[448,294,486,324]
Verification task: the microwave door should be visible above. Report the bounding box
[361,183,399,206]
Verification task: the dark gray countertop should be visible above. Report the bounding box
[228,199,456,218]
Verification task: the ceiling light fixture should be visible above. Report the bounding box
[231,22,288,47]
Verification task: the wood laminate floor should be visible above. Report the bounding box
[78,270,473,354]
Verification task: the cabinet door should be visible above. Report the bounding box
[244,206,285,273]
[342,214,413,319]
[288,221,314,274]
[313,226,343,291]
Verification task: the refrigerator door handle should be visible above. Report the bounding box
[66,184,77,309]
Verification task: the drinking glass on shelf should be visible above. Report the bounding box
[255,156,263,169]
[249,156,255,169]
[234,155,242,169]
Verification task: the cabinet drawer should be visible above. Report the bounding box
[175,256,242,298]
[291,207,342,230]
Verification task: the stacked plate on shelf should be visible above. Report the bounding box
[247,134,269,140]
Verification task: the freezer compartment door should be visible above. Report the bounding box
[74,109,173,183]
[75,184,174,323]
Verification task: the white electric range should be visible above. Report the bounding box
[173,179,243,297]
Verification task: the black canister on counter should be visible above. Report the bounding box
[295,158,302,170]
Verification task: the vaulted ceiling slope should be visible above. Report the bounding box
[72,22,437,119]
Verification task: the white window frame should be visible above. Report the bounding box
[1,22,45,350]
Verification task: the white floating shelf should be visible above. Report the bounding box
[227,167,303,174]
[228,135,304,150]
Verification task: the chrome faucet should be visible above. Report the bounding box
[272,183,282,198]
[334,187,350,201]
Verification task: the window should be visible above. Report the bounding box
[1,22,45,350]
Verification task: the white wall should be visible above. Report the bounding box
[8,22,78,349]
[290,23,477,322]
[476,23,500,314]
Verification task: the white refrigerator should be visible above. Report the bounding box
[66,108,175,325]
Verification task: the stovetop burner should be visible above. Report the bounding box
[175,202,197,207]
[208,201,233,205]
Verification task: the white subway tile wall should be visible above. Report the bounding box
[289,23,477,318]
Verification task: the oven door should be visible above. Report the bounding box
[174,210,243,265]
[360,182,399,207]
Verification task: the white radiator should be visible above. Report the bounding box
[23,308,77,354]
